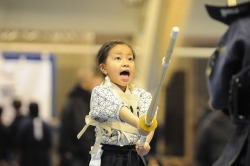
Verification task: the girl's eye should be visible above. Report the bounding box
[115,57,121,60]
[128,57,134,61]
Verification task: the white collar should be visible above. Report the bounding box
[102,76,135,93]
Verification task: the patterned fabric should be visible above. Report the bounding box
[89,77,152,146]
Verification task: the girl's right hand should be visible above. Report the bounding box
[136,141,151,156]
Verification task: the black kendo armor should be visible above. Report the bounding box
[205,0,250,118]
[229,66,250,124]
[205,1,250,165]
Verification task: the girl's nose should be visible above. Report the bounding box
[122,59,129,67]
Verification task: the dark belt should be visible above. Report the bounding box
[102,144,136,154]
[101,144,147,166]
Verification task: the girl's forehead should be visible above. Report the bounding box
[109,44,132,53]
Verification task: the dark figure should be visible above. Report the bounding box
[58,68,103,166]
[194,106,236,166]
[18,102,52,166]
[8,99,26,165]
[205,0,250,165]
[0,107,10,166]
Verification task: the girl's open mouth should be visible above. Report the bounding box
[120,71,130,81]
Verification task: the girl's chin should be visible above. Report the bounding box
[116,82,130,89]
[120,75,130,82]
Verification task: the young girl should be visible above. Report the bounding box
[77,40,156,166]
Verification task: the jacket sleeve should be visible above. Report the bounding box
[89,86,123,122]
[135,88,153,117]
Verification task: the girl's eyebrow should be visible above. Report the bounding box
[112,51,133,56]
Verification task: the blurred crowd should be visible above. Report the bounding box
[0,68,104,166]
[0,100,52,166]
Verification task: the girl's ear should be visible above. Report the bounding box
[99,64,107,75]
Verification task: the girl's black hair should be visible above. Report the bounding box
[96,40,136,66]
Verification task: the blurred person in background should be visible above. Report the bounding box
[0,106,10,166]
[205,0,250,165]
[58,68,103,166]
[8,99,26,165]
[18,102,52,166]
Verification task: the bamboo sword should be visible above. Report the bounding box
[139,27,180,146]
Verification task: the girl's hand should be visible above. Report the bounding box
[136,140,151,157]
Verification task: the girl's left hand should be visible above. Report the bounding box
[135,140,151,156]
